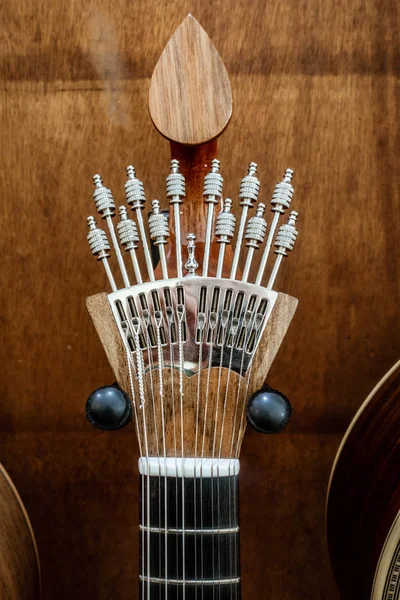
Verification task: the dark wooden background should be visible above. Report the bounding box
[1,0,399,598]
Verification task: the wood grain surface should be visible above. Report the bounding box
[1,1,399,599]
[0,464,40,599]
[149,15,232,145]
[327,360,400,599]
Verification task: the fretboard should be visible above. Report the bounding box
[139,458,241,600]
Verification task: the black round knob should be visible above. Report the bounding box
[86,384,132,431]
[246,385,291,434]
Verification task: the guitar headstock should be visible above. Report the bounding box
[86,161,299,461]
[85,15,299,470]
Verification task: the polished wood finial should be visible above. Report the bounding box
[149,14,232,146]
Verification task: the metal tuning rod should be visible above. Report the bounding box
[215,198,236,278]
[86,216,117,292]
[124,165,155,282]
[242,202,267,283]
[230,162,260,280]
[149,199,170,280]
[92,174,130,288]
[117,206,143,284]
[255,168,294,286]
[267,210,299,290]
[166,159,185,279]
[203,159,223,277]
[185,233,199,276]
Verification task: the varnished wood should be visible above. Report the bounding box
[149,15,232,146]
[86,291,298,457]
[169,140,217,243]
[327,361,400,599]
[164,140,236,274]
[1,1,400,598]
[0,464,40,599]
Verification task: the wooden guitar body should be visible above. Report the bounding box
[0,464,40,599]
[327,360,400,600]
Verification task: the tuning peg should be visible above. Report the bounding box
[124,165,155,282]
[203,159,223,276]
[215,198,236,278]
[242,202,267,282]
[255,169,295,286]
[166,159,185,278]
[92,174,131,288]
[149,199,170,280]
[117,206,143,284]
[246,385,292,434]
[86,384,132,431]
[86,216,117,292]
[231,162,260,280]
[267,210,299,290]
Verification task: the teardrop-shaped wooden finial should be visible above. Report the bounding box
[149,15,232,146]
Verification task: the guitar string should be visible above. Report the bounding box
[126,285,263,600]
[232,312,264,600]
[211,301,227,600]
[123,327,143,458]
[217,298,235,596]
[155,313,168,599]
[166,310,179,597]
[230,295,246,600]
[132,322,150,600]
[234,318,261,461]
[229,302,258,600]
[177,303,186,600]
[231,321,259,600]
[201,304,215,600]
[230,336,247,600]
[218,304,236,600]
[194,312,204,600]
[143,313,160,599]
[123,330,146,598]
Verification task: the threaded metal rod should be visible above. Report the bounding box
[203,159,223,277]
[255,169,294,286]
[267,210,298,290]
[255,211,280,286]
[86,215,117,292]
[149,199,169,281]
[92,174,130,288]
[129,249,143,284]
[117,206,143,284]
[125,166,155,282]
[203,203,214,276]
[174,203,182,278]
[102,257,118,292]
[242,246,255,283]
[230,162,259,280]
[230,205,248,280]
[216,244,226,279]
[215,198,235,279]
[167,160,185,279]
[105,215,130,288]
[242,203,267,283]
[136,210,155,282]
[159,245,168,280]
[267,254,283,290]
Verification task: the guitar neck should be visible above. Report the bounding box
[139,458,241,600]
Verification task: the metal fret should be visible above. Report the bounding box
[139,525,239,534]
[139,576,240,585]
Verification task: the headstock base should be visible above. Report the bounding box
[86,284,297,457]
